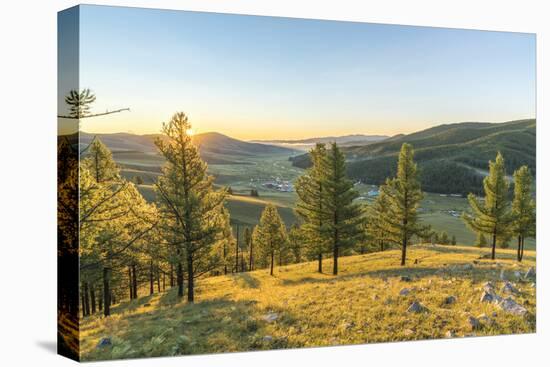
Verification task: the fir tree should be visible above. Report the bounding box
[295,144,329,273]
[321,143,363,275]
[381,143,426,265]
[253,204,287,276]
[155,112,226,302]
[366,188,392,252]
[511,166,535,262]
[463,152,513,260]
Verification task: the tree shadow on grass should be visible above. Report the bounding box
[82,293,299,362]
[232,273,261,289]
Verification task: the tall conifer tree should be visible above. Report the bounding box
[295,144,328,273]
[155,112,226,302]
[321,143,363,275]
[511,166,536,261]
[253,204,287,276]
[462,152,512,260]
[381,143,425,266]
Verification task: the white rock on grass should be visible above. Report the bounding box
[443,295,457,305]
[525,267,536,279]
[263,312,279,323]
[498,297,528,316]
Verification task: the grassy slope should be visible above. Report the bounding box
[80,245,536,361]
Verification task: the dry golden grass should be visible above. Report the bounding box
[80,244,536,361]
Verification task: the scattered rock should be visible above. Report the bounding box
[97,338,112,348]
[443,295,457,305]
[399,288,411,296]
[498,297,528,316]
[444,330,456,338]
[530,282,536,288]
[482,281,495,292]
[500,269,506,280]
[525,267,536,279]
[263,312,279,323]
[514,271,522,279]
[407,301,428,313]
[467,316,482,330]
[502,281,519,295]
[400,275,412,282]
[262,335,273,342]
[480,291,496,303]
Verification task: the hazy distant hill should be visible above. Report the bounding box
[291,119,536,195]
[252,134,388,151]
[79,131,297,165]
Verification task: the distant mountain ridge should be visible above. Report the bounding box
[291,119,536,195]
[253,134,389,145]
[79,131,298,165]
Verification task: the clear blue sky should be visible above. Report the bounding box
[59,5,535,139]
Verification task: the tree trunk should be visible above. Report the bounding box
[162,271,166,291]
[177,262,184,297]
[98,291,103,312]
[170,263,174,287]
[223,243,227,275]
[401,240,407,266]
[149,260,154,295]
[235,225,239,273]
[90,286,96,314]
[520,236,525,262]
[157,267,161,293]
[333,244,338,275]
[103,267,111,316]
[132,264,138,299]
[270,250,274,276]
[491,233,497,260]
[249,238,253,271]
[187,255,194,303]
[128,266,133,299]
[81,293,86,318]
[318,253,323,273]
[83,282,90,316]
[517,235,522,262]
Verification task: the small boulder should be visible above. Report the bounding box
[482,281,496,292]
[514,271,522,279]
[443,295,457,305]
[263,312,279,323]
[407,301,428,313]
[262,335,273,342]
[399,288,411,296]
[498,297,528,316]
[400,275,412,282]
[480,291,495,303]
[97,337,112,348]
[467,316,481,330]
[444,330,456,338]
[502,281,519,295]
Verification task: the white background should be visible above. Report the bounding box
[0,0,547,366]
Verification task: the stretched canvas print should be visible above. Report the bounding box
[57,4,537,362]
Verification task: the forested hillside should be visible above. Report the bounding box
[291,119,535,195]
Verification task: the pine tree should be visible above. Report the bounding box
[440,231,449,245]
[288,224,304,263]
[366,188,392,252]
[155,112,226,302]
[511,166,536,262]
[321,143,363,275]
[295,144,329,273]
[244,227,253,271]
[451,235,457,246]
[462,152,512,260]
[252,204,287,276]
[475,232,488,248]
[380,143,425,265]
[83,138,120,184]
